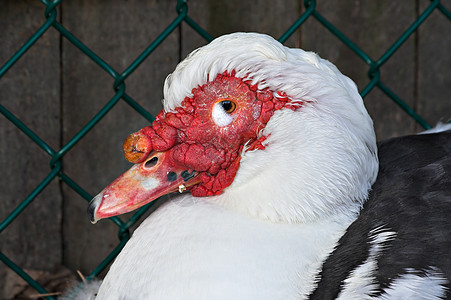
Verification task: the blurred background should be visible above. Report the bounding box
[1,0,450,298]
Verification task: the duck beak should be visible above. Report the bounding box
[88,151,200,224]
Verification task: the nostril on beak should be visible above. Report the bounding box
[144,156,158,169]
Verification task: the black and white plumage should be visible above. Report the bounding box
[85,33,451,299]
[311,131,451,299]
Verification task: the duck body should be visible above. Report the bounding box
[88,32,451,299]
[311,130,451,299]
[97,197,352,299]
[96,131,451,300]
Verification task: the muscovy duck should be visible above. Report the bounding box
[87,32,451,299]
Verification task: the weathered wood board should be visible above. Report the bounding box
[0,1,450,298]
[418,1,451,129]
[0,1,62,298]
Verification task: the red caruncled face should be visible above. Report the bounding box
[123,71,297,197]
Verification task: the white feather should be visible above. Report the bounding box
[419,122,451,134]
[59,280,102,300]
[337,227,397,300]
[96,32,380,299]
[377,268,448,300]
[97,197,354,299]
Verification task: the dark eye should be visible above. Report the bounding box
[220,100,236,114]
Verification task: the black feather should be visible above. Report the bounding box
[309,130,451,299]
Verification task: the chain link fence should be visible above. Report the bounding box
[1,0,450,298]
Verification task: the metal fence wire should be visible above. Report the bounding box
[1,0,450,298]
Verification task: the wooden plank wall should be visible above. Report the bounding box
[1,1,63,297]
[0,0,450,297]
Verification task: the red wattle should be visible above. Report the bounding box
[124,71,304,196]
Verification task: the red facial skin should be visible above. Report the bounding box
[123,71,299,197]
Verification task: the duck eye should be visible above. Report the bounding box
[220,100,236,114]
[212,100,237,127]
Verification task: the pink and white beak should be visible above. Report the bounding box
[88,151,200,224]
